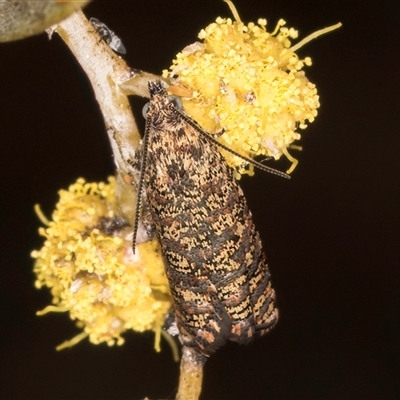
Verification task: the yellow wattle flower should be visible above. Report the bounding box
[32,177,177,359]
[163,0,341,176]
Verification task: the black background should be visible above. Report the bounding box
[1,1,399,399]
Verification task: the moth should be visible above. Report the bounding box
[133,80,289,363]
[90,17,126,54]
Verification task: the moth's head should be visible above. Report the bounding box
[148,80,168,98]
[143,80,183,121]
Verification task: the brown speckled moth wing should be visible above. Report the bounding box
[135,80,281,360]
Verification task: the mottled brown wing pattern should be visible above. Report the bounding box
[137,80,279,359]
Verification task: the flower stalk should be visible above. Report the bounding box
[33,4,178,374]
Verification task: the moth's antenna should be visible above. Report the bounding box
[176,109,291,179]
[132,121,152,254]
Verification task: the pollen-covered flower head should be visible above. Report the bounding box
[32,177,175,356]
[163,1,340,176]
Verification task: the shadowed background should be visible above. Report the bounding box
[1,0,398,399]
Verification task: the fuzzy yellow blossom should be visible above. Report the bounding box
[163,1,341,175]
[32,177,176,358]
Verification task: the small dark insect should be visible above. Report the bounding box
[97,216,130,236]
[89,17,126,54]
[133,80,289,363]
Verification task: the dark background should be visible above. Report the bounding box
[1,0,398,399]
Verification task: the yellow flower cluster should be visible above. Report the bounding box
[32,177,175,356]
[163,1,336,175]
